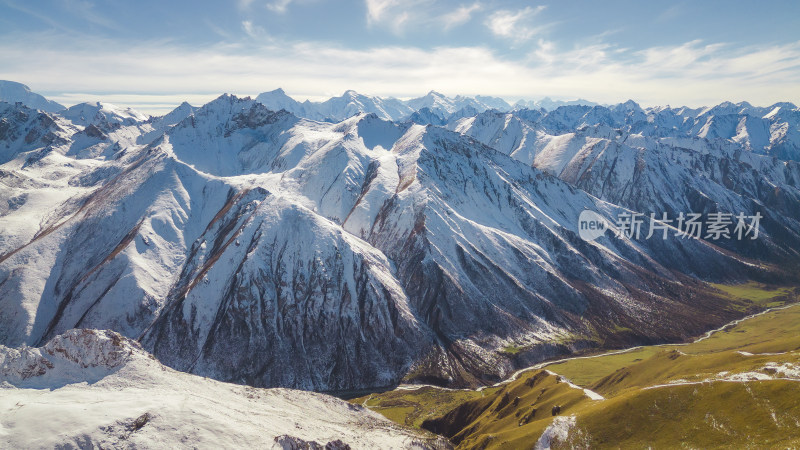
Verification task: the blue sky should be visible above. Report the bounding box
[1,0,798,114]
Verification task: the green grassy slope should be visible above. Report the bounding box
[353,283,800,448]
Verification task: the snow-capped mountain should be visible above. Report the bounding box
[256,88,415,122]
[0,80,65,113]
[453,101,800,161]
[0,328,445,449]
[62,101,150,127]
[255,89,511,123]
[404,91,510,119]
[513,97,600,111]
[2,94,792,393]
[450,108,800,261]
[407,106,447,126]
[0,101,72,165]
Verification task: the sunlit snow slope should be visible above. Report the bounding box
[0,328,446,449]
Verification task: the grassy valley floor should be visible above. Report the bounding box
[352,282,800,448]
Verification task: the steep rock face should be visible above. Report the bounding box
[0,102,71,164]
[0,95,796,391]
[143,193,428,390]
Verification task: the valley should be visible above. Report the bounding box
[354,282,800,448]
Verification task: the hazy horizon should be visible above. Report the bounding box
[1,0,798,115]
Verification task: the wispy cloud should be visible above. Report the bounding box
[58,0,116,29]
[47,93,221,115]
[241,20,270,40]
[441,2,481,30]
[364,0,430,34]
[365,0,398,24]
[7,0,116,32]
[266,0,293,13]
[3,0,76,34]
[486,6,546,42]
[364,0,489,36]
[656,2,687,23]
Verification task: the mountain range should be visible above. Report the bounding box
[1,82,799,394]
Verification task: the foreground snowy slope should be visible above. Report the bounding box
[0,93,797,392]
[0,328,446,449]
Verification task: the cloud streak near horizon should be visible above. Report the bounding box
[2,32,798,115]
[0,1,798,115]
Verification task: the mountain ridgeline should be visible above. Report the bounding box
[1,84,799,392]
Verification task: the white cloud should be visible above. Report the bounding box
[241,20,270,40]
[4,0,116,33]
[486,6,546,41]
[266,0,293,13]
[365,0,484,35]
[365,0,400,24]
[2,32,798,115]
[442,2,481,30]
[364,0,429,34]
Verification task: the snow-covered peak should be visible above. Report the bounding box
[62,101,148,127]
[151,101,196,128]
[697,100,762,118]
[255,89,517,122]
[255,88,305,116]
[0,80,65,113]
[407,106,447,125]
[475,94,512,111]
[615,99,642,111]
[515,97,600,111]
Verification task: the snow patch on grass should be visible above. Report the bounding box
[535,415,576,450]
